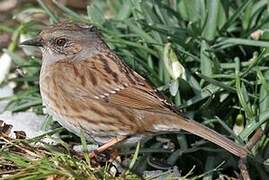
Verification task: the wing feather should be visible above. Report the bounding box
[50,52,171,112]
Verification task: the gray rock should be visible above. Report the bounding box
[0,111,46,139]
[0,84,13,112]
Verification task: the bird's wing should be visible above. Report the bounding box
[107,83,170,110]
[52,52,172,111]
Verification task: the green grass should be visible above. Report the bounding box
[1,0,269,179]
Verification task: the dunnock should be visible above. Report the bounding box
[21,22,248,158]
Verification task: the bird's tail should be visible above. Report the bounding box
[151,113,249,158]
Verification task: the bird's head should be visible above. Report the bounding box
[21,22,105,64]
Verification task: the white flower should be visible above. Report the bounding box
[0,52,12,84]
[163,43,186,80]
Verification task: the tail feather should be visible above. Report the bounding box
[151,114,249,158]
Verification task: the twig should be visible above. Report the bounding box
[238,128,266,180]
[245,128,263,150]
[239,158,250,180]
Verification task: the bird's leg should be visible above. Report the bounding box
[90,136,126,158]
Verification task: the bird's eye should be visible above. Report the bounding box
[56,38,67,46]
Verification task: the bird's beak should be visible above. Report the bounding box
[20,36,43,47]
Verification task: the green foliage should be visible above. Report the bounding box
[2,0,269,179]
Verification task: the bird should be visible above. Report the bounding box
[20,22,249,158]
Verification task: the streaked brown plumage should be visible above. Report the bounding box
[21,22,249,158]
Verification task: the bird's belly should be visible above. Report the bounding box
[44,101,144,145]
[40,93,102,143]
[40,90,140,145]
